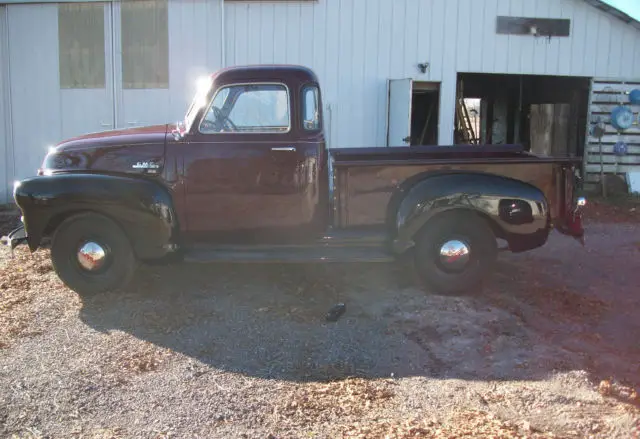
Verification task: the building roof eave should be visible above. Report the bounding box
[582,0,640,30]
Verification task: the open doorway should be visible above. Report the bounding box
[387,80,440,146]
[456,73,590,157]
[410,82,440,146]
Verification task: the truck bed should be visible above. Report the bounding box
[330,144,581,228]
[331,144,578,164]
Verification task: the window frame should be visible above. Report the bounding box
[120,0,169,90]
[301,83,322,132]
[58,2,106,89]
[198,82,292,135]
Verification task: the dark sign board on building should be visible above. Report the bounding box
[496,17,571,37]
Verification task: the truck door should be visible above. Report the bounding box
[182,82,322,242]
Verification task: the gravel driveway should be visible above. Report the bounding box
[1,219,639,438]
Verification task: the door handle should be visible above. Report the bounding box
[271,146,296,152]
[100,122,112,128]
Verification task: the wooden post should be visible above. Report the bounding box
[600,138,606,198]
[552,104,570,156]
[530,104,553,156]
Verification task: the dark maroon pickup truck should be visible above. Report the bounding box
[4,65,585,295]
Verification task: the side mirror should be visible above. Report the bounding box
[171,122,188,141]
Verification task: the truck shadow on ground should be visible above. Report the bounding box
[77,248,640,387]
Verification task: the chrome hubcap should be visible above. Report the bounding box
[439,240,470,271]
[77,241,107,272]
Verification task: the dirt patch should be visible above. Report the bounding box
[8,429,128,439]
[1,224,640,438]
[109,341,172,375]
[599,379,640,408]
[0,248,78,349]
[340,410,565,439]
[0,210,20,237]
[582,196,640,224]
[271,378,396,429]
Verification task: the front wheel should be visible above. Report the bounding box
[51,213,137,295]
[414,212,497,294]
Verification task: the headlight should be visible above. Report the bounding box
[13,180,21,198]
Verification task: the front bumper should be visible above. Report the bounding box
[0,224,28,251]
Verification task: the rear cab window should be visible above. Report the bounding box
[302,84,321,131]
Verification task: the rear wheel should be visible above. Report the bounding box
[51,213,136,295]
[414,211,497,294]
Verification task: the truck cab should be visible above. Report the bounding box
[171,66,330,243]
[6,64,585,296]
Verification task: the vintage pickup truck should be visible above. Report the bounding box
[4,65,585,295]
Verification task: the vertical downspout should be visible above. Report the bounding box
[1,7,15,204]
[110,2,118,129]
[220,0,226,68]
[582,79,594,191]
[327,103,334,199]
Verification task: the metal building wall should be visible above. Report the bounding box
[6,4,61,190]
[1,0,224,201]
[223,0,640,149]
[1,0,640,202]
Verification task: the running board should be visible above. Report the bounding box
[183,245,394,264]
[317,228,387,247]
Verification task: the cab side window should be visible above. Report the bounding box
[302,85,320,131]
[200,84,290,133]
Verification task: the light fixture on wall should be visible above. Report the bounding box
[417,62,430,74]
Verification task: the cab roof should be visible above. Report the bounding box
[210,64,319,86]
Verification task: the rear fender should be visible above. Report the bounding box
[14,173,178,259]
[391,172,550,254]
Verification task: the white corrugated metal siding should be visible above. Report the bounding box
[1,0,640,202]
[7,4,62,187]
[223,0,640,149]
[2,0,224,191]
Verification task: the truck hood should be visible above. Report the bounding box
[54,124,169,150]
[41,124,169,176]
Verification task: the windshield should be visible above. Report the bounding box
[183,76,214,132]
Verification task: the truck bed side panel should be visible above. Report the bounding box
[334,162,562,228]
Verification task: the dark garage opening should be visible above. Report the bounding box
[410,82,440,146]
[455,73,591,158]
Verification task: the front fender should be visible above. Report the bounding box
[392,172,550,254]
[14,173,178,259]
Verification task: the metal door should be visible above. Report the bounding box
[112,0,172,129]
[59,2,116,138]
[387,78,413,146]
